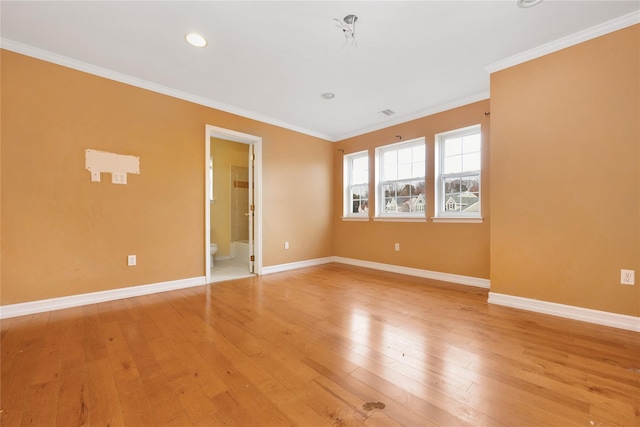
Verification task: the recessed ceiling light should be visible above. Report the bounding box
[517,0,543,8]
[185,32,207,47]
[321,92,335,100]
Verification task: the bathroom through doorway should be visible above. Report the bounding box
[205,125,262,284]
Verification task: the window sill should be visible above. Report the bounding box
[373,217,427,223]
[431,217,483,224]
[341,217,370,222]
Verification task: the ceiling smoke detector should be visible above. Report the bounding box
[380,109,395,116]
[321,92,335,100]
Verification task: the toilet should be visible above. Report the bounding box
[210,243,218,267]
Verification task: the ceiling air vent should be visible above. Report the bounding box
[379,109,395,116]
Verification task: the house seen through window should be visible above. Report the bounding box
[435,125,481,218]
[375,137,426,218]
[344,150,369,217]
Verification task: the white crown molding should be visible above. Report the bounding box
[485,11,640,74]
[0,38,335,142]
[0,276,206,319]
[0,36,488,144]
[333,256,491,289]
[334,91,491,142]
[488,292,640,332]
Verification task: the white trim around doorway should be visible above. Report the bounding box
[205,125,263,283]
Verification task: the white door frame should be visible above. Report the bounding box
[205,125,263,283]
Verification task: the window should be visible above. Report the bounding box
[435,125,481,219]
[344,151,369,218]
[375,138,426,218]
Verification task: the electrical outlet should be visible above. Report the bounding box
[394,243,400,251]
[621,269,635,285]
[128,255,136,266]
[284,241,289,250]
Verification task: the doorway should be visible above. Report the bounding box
[205,125,262,284]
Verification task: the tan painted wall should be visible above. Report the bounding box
[4,25,637,319]
[1,50,334,305]
[490,25,639,316]
[210,138,249,257]
[333,100,491,279]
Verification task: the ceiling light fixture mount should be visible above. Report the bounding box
[517,0,543,8]
[334,14,358,48]
[185,32,207,47]
[343,14,358,25]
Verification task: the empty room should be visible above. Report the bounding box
[1,1,639,426]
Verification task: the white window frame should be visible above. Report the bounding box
[434,124,482,222]
[343,150,369,220]
[374,137,426,221]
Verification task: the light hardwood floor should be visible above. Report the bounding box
[2,263,639,426]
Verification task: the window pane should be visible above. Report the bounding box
[436,127,481,217]
[412,161,425,178]
[461,175,480,193]
[398,163,412,180]
[443,177,460,212]
[444,155,462,174]
[345,152,368,216]
[353,156,367,171]
[397,196,411,212]
[352,156,367,184]
[444,177,460,194]
[412,145,425,162]
[463,134,481,153]
[383,151,397,181]
[445,137,462,156]
[398,181,412,197]
[350,185,368,214]
[462,152,481,172]
[397,147,412,165]
[383,183,396,199]
[380,180,426,213]
[443,176,480,212]
[352,185,369,200]
[377,138,426,216]
[383,182,402,213]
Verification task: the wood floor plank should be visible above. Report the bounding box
[2,263,639,426]
[85,358,125,426]
[1,313,53,427]
[301,352,438,427]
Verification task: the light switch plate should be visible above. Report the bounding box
[112,172,127,184]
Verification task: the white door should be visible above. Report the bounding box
[248,144,255,274]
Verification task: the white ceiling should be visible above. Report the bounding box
[2,1,639,141]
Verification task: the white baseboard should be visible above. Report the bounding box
[0,276,206,319]
[262,256,490,289]
[334,256,491,289]
[261,257,335,275]
[488,292,640,332]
